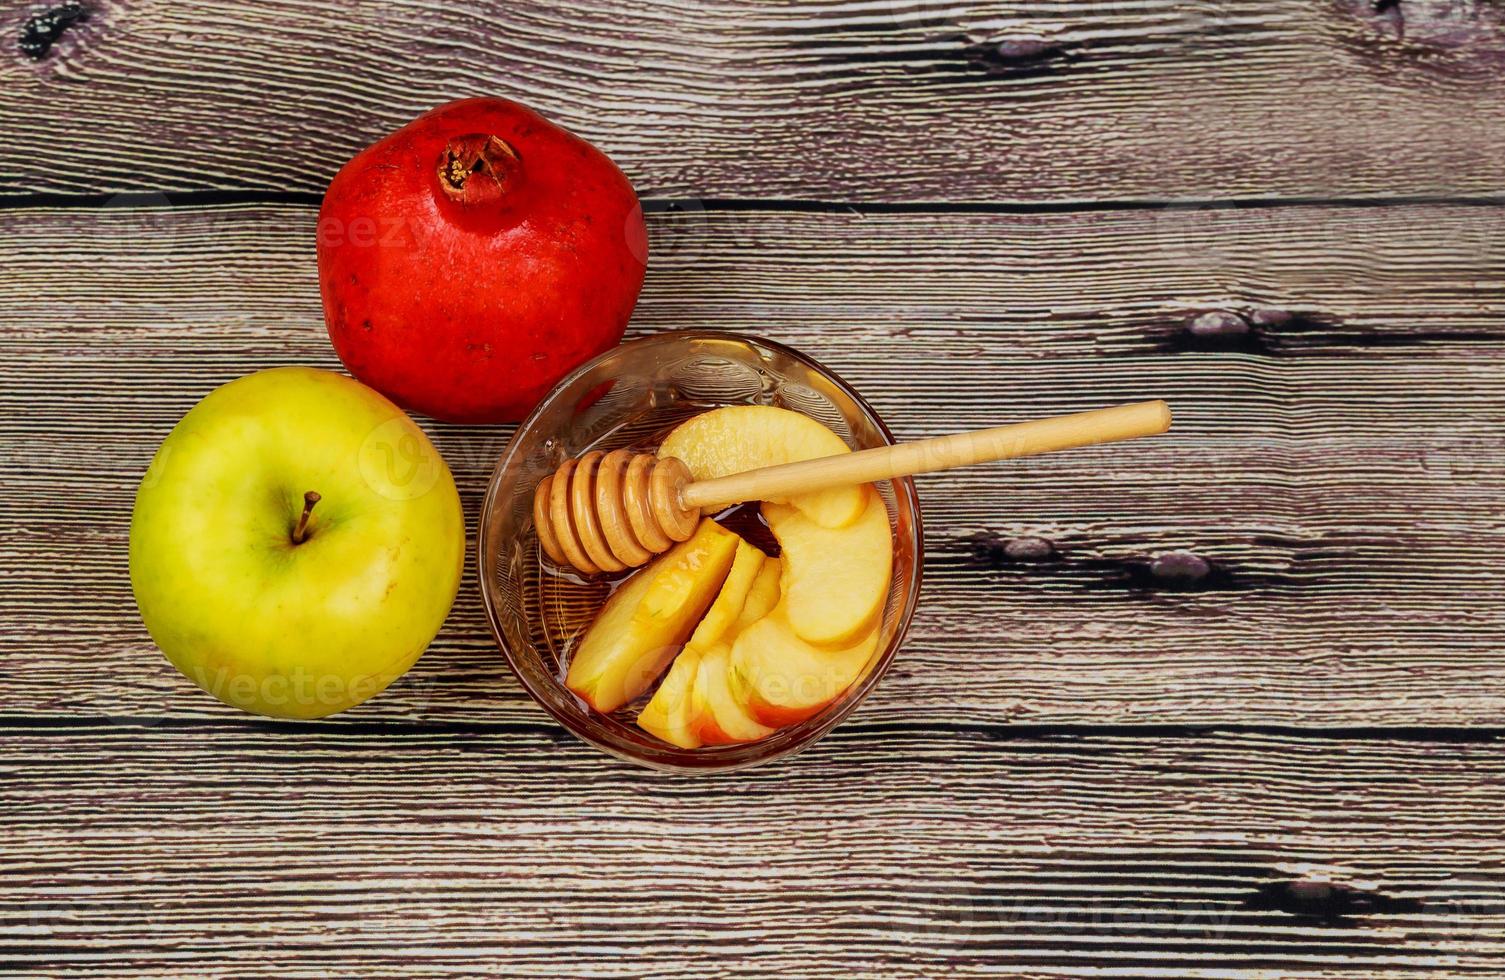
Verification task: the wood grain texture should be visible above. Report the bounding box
[3,725,1505,977]
[4,0,1505,200]
[2,201,1503,728]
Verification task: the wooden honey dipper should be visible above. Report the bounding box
[533,400,1172,574]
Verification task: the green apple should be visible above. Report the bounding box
[129,367,465,719]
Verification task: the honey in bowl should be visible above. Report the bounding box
[538,405,895,750]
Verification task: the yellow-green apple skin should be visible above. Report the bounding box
[129,367,466,719]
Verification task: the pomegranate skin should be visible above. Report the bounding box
[317,98,648,424]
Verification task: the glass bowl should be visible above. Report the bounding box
[478,332,923,772]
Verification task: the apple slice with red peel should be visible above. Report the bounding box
[763,486,893,648]
[658,405,865,529]
[636,646,704,749]
[730,611,881,727]
[693,642,775,744]
[566,519,738,713]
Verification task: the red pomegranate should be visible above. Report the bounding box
[317,98,648,424]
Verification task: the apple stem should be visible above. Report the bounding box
[291,491,321,544]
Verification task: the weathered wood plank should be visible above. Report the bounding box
[3,0,1505,200]
[2,201,1503,728]
[2,726,1503,977]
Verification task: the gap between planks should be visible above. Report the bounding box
[3,190,1505,216]
[0,714,1502,745]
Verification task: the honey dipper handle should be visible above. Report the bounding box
[679,400,1172,511]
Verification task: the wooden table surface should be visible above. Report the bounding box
[4,1,1505,976]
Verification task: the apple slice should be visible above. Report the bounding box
[658,405,865,528]
[763,486,893,648]
[636,646,704,749]
[692,642,775,744]
[635,537,764,744]
[686,538,767,649]
[566,519,738,712]
[734,557,781,632]
[730,610,881,727]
